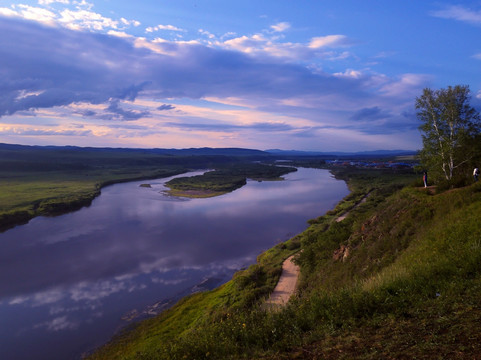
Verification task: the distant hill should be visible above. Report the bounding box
[0,142,417,159]
[0,143,268,157]
[266,149,418,157]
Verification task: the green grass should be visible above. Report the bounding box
[88,167,481,359]
[0,167,185,231]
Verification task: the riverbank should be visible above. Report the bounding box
[0,144,282,233]
[1,166,347,360]
[88,167,422,359]
[0,168,187,232]
[100,170,481,358]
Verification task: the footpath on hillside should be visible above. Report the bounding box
[265,192,371,308]
[265,255,299,307]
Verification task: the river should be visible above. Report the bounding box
[0,167,348,360]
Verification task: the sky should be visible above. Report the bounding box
[0,1,481,152]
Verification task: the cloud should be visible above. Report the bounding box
[1,1,140,32]
[44,316,78,331]
[103,100,150,121]
[0,127,93,136]
[350,106,392,121]
[431,5,481,25]
[334,69,363,79]
[146,24,184,33]
[0,7,17,17]
[219,32,354,61]
[38,0,70,4]
[379,73,431,97]
[164,121,295,133]
[157,104,176,111]
[16,4,57,25]
[199,28,215,39]
[309,35,352,49]
[0,15,427,149]
[1,16,359,116]
[58,8,120,31]
[270,21,290,32]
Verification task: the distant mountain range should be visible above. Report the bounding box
[266,149,418,157]
[0,143,417,158]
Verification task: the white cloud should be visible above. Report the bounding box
[121,17,140,27]
[0,127,93,137]
[334,69,363,79]
[270,21,290,32]
[73,0,93,10]
[146,24,184,33]
[472,53,481,60]
[220,33,354,62]
[431,5,481,25]
[107,30,133,38]
[380,73,431,97]
[17,4,57,25]
[58,9,119,31]
[0,7,18,17]
[38,0,70,4]
[309,35,350,49]
[199,28,215,39]
[0,2,140,33]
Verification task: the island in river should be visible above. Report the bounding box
[164,163,297,198]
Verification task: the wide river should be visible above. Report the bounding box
[0,167,348,360]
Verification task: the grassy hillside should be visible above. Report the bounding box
[88,168,481,359]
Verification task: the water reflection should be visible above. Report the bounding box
[0,168,348,360]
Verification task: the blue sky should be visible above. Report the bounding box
[0,0,480,151]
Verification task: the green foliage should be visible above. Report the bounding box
[416,85,481,183]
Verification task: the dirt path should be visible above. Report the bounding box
[265,255,300,307]
[266,192,372,308]
[336,192,370,222]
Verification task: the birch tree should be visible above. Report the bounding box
[416,85,480,181]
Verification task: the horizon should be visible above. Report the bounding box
[0,141,419,155]
[1,1,480,151]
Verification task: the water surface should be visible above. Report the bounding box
[0,167,348,359]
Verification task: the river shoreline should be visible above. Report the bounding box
[0,169,187,233]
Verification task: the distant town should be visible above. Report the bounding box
[325,159,416,169]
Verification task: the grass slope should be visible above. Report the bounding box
[89,168,481,359]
